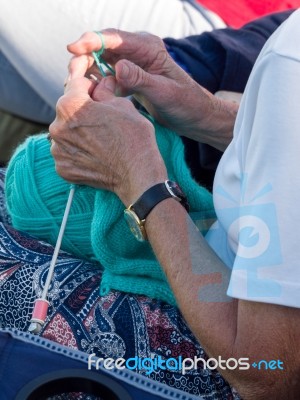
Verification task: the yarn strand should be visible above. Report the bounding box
[92,31,115,77]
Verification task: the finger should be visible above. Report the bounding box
[87,64,102,80]
[67,31,102,54]
[67,29,155,63]
[68,30,167,74]
[67,29,125,55]
[115,59,157,95]
[92,76,117,102]
[64,76,94,96]
[68,54,95,80]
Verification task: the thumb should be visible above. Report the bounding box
[92,75,117,102]
[115,60,156,95]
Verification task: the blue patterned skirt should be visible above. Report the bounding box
[0,169,240,399]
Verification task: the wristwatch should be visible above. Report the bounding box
[124,180,189,241]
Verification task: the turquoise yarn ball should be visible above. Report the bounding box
[5,134,97,261]
[5,121,215,305]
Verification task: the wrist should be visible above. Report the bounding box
[123,180,189,241]
[197,95,238,151]
[116,158,168,207]
[186,89,238,152]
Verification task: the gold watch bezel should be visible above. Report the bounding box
[124,206,147,241]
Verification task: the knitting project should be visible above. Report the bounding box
[5,120,215,305]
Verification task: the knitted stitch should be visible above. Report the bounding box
[5,120,215,305]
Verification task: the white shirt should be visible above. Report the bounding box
[206,9,300,308]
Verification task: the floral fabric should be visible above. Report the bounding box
[0,169,239,399]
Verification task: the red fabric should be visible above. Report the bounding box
[198,0,300,27]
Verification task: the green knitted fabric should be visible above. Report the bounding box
[5,121,215,305]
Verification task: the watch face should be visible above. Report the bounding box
[124,209,146,242]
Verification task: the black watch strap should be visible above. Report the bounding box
[132,181,189,220]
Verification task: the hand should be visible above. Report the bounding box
[49,75,167,206]
[67,30,236,150]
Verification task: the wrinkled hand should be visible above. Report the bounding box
[49,76,167,205]
[67,29,222,142]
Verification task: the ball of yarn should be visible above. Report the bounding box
[5,134,97,261]
[5,120,215,305]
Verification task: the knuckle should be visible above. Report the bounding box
[55,163,67,179]
[53,155,71,181]
[55,96,68,119]
[156,49,169,66]
[82,31,98,46]
[142,31,161,43]
[144,33,165,51]
[49,119,60,142]
[49,141,62,160]
[84,31,96,40]
[130,67,141,87]
[101,28,123,48]
[102,27,118,36]
[55,95,80,122]
[130,66,148,88]
[56,95,70,113]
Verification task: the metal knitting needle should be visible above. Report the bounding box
[28,186,75,334]
[28,71,101,334]
[28,62,106,334]
[90,73,100,83]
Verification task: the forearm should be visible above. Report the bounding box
[148,75,239,152]
[145,198,237,356]
[143,198,299,399]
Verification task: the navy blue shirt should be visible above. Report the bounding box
[164,10,294,190]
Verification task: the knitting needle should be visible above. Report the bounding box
[28,186,75,334]
[28,72,101,335]
[90,73,100,83]
[28,58,105,334]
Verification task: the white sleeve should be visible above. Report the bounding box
[220,36,300,308]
